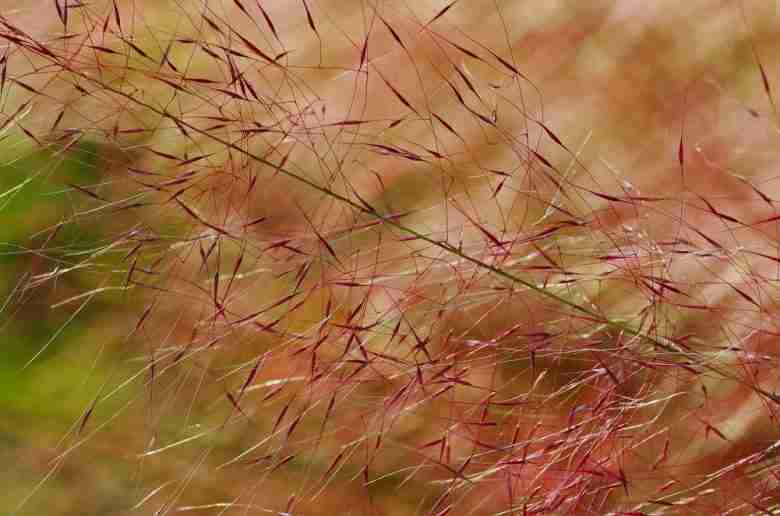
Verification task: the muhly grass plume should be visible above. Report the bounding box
[3,0,780,514]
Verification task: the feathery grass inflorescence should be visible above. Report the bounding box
[3,1,780,514]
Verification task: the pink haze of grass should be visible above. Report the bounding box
[3,0,780,514]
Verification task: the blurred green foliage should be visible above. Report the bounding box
[0,139,135,515]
